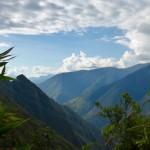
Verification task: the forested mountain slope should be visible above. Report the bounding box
[0,75,102,149]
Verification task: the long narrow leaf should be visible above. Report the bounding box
[0,47,14,57]
[0,62,7,67]
[0,55,11,60]
[3,56,16,61]
[1,65,6,75]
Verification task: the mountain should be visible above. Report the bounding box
[67,64,150,128]
[0,75,102,149]
[0,94,77,150]
[29,74,54,84]
[39,63,148,104]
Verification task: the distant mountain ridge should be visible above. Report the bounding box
[66,64,150,128]
[29,74,54,84]
[39,63,148,104]
[38,63,150,128]
[0,75,102,149]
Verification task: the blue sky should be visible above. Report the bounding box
[0,0,150,77]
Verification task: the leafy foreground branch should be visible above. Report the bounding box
[0,47,15,81]
[95,93,150,150]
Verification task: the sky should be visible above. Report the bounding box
[0,0,150,77]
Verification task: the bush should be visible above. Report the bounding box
[95,93,150,149]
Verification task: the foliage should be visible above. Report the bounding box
[31,127,56,150]
[95,93,150,149]
[0,48,77,150]
[0,48,30,149]
[0,48,27,137]
[0,47,15,80]
[0,102,28,137]
[82,142,101,150]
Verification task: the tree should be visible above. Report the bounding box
[95,93,150,150]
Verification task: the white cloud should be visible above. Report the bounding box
[59,51,117,72]
[31,50,150,76]
[0,0,150,68]
[0,42,10,47]
[0,0,149,35]
[113,36,129,47]
[7,66,29,76]
[8,49,150,77]
[30,51,117,76]
[98,35,130,47]
[32,66,56,76]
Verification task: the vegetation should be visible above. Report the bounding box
[95,93,150,150]
[2,48,150,150]
[0,47,30,149]
[0,48,77,150]
[0,47,26,137]
[0,47,15,81]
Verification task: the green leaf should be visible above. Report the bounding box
[1,65,6,76]
[3,56,16,61]
[0,47,14,57]
[0,54,11,60]
[102,124,115,136]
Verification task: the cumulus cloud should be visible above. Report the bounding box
[0,0,150,68]
[31,51,117,76]
[31,50,150,76]
[59,51,117,72]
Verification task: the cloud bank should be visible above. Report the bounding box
[1,0,150,75]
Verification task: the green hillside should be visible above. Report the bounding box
[0,94,77,150]
[0,75,102,149]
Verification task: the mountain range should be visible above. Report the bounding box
[29,74,54,84]
[0,75,102,149]
[38,63,150,128]
[80,64,150,127]
[39,63,147,104]
[1,63,150,149]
